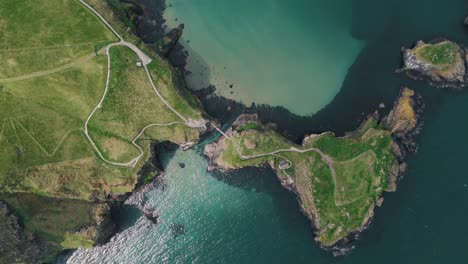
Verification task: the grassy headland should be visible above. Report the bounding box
[0,0,206,258]
[205,88,420,247]
[0,0,116,79]
[207,116,393,245]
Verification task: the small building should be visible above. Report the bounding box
[136,61,142,67]
[279,159,291,170]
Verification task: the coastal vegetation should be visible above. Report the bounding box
[0,0,116,79]
[236,122,265,133]
[0,0,205,259]
[415,41,458,66]
[87,45,200,163]
[401,40,466,87]
[206,116,394,245]
[205,88,419,246]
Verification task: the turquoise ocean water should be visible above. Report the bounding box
[62,0,468,263]
[164,0,364,116]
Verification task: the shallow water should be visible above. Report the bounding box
[164,0,364,116]
[62,0,468,263]
[64,147,322,263]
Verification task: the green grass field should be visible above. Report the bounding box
[0,0,116,79]
[0,56,129,199]
[236,122,264,133]
[0,0,204,199]
[334,151,376,205]
[0,0,205,253]
[415,41,458,66]
[88,46,200,163]
[214,117,394,245]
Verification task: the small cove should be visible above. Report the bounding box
[164,0,365,116]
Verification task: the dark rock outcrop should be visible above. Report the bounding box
[382,88,419,137]
[89,202,119,245]
[382,87,424,191]
[155,24,185,57]
[142,207,159,224]
[0,201,48,263]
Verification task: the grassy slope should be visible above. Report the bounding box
[85,0,204,119]
[0,56,137,200]
[216,118,394,245]
[88,46,200,163]
[1,193,96,253]
[0,0,204,251]
[0,0,116,79]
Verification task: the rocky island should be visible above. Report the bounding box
[204,88,422,249]
[399,40,466,88]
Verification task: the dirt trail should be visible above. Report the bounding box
[211,125,337,182]
[80,1,206,168]
[1,0,207,168]
[0,53,96,83]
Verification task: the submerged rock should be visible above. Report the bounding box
[142,207,159,225]
[170,224,187,238]
[399,40,466,88]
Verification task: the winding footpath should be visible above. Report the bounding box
[0,52,96,83]
[238,145,337,185]
[211,126,337,182]
[80,0,205,168]
[79,0,335,175]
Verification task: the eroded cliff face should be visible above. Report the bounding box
[382,87,424,191]
[0,202,48,263]
[0,193,123,262]
[77,202,120,246]
[383,88,418,137]
[399,40,466,88]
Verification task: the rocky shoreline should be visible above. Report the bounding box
[0,201,48,263]
[112,0,428,254]
[122,0,395,144]
[203,87,423,253]
[4,0,452,261]
[398,39,468,89]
